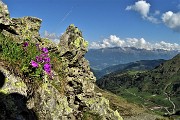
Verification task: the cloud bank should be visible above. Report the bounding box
[89,35,180,51]
[90,35,125,48]
[43,31,180,51]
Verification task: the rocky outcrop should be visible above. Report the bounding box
[0,1,42,42]
[0,1,123,120]
[0,63,37,120]
[58,24,122,120]
[11,17,42,39]
[0,1,10,25]
[0,1,17,34]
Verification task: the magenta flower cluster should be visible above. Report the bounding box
[31,60,38,68]
[22,42,53,79]
[23,42,28,47]
[31,47,52,75]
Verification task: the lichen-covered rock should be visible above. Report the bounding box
[0,64,37,120]
[0,1,42,42]
[82,96,123,120]
[11,17,42,39]
[59,24,123,120]
[0,1,11,25]
[0,64,27,96]
[0,1,17,35]
[0,1,123,120]
[32,82,73,120]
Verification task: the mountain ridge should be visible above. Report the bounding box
[86,47,179,70]
[92,59,166,79]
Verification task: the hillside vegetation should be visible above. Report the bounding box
[97,54,180,119]
[92,59,165,79]
[95,86,172,120]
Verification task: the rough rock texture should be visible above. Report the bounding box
[29,24,123,120]
[0,1,42,42]
[58,24,123,120]
[0,63,27,96]
[11,17,42,39]
[0,63,37,120]
[0,1,10,25]
[32,82,73,120]
[0,1,123,120]
[0,1,17,35]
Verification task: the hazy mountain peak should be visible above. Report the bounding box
[86,46,179,70]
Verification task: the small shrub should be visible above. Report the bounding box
[82,111,103,120]
[0,33,53,80]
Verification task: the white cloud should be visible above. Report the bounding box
[108,35,125,46]
[43,31,60,43]
[162,11,180,32]
[126,0,150,17]
[126,0,160,24]
[146,16,160,24]
[126,38,153,50]
[89,35,180,51]
[154,41,180,51]
[89,35,125,49]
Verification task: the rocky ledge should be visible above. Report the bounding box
[0,1,123,120]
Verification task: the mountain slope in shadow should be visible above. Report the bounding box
[93,59,165,79]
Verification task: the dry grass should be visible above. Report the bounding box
[94,85,170,120]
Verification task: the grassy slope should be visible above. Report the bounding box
[96,54,180,119]
[95,86,169,120]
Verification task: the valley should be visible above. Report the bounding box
[95,54,180,119]
[92,59,165,79]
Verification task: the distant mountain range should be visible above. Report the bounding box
[96,54,180,117]
[92,59,165,79]
[85,47,179,70]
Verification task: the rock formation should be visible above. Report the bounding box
[0,1,123,120]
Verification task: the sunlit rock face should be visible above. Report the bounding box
[0,1,123,120]
[0,1,10,25]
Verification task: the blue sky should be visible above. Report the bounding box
[3,0,180,50]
